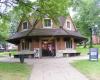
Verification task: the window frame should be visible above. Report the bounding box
[65,39,73,49]
[22,21,28,31]
[21,39,30,50]
[43,18,52,28]
[66,21,71,30]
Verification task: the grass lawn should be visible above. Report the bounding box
[0,62,31,80]
[0,51,16,56]
[76,45,100,55]
[71,59,100,80]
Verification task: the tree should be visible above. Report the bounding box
[72,0,100,47]
[0,0,72,41]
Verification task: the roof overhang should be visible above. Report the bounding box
[7,29,87,44]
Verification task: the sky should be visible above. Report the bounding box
[0,0,15,14]
[0,0,75,18]
[29,0,36,2]
[69,7,76,17]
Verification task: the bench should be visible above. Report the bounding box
[58,49,81,57]
[63,52,80,57]
[14,54,34,58]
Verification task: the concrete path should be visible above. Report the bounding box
[29,57,89,80]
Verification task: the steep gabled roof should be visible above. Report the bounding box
[7,15,86,44]
[58,16,66,26]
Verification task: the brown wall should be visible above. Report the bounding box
[56,40,60,50]
[60,37,65,50]
[56,37,65,50]
[17,16,77,33]
[32,40,40,50]
[56,37,76,50]
[18,44,20,51]
[35,20,43,29]
[17,21,32,32]
[18,37,76,51]
[92,35,100,44]
[72,38,76,49]
[18,19,59,32]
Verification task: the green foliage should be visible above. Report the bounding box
[0,51,16,56]
[0,18,10,41]
[76,45,100,55]
[72,0,100,47]
[11,0,71,23]
[0,0,72,42]
[73,0,100,37]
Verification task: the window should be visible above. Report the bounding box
[22,22,28,30]
[67,21,70,28]
[44,18,52,28]
[65,39,72,48]
[21,40,30,50]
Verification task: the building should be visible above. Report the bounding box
[6,43,17,51]
[7,16,86,57]
[92,35,100,44]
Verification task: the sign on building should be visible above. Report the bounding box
[33,48,42,58]
[89,48,98,61]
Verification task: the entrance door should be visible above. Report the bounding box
[42,40,55,57]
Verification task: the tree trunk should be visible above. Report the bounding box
[89,28,93,48]
[83,41,87,48]
[89,36,93,48]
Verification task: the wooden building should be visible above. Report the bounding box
[7,16,86,57]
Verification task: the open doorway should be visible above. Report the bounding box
[42,40,56,57]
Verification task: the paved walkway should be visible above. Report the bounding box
[29,57,89,80]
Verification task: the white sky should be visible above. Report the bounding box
[29,0,36,2]
[69,7,76,17]
[0,0,76,18]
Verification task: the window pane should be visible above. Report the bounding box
[22,41,29,50]
[44,19,51,27]
[23,22,28,29]
[66,39,72,48]
[67,21,70,28]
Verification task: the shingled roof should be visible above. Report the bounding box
[7,28,86,44]
[7,16,86,44]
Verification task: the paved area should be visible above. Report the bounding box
[0,56,89,80]
[29,57,89,80]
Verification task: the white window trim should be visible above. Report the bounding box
[43,18,53,28]
[22,21,28,31]
[66,20,71,30]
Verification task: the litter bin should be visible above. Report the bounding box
[19,55,24,63]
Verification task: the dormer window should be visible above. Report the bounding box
[22,21,28,30]
[43,18,52,28]
[67,21,70,28]
[66,21,71,30]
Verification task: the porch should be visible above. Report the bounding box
[15,36,78,58]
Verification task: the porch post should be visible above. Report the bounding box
[20,40,22,50]
[60,37,64,50]
[71,38,75,49]
[39,39,42,57]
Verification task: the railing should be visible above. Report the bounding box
[17,48,42,58]
[57,48,76,54]
[17,50,33,54]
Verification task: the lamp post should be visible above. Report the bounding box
[89,27,93,48]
